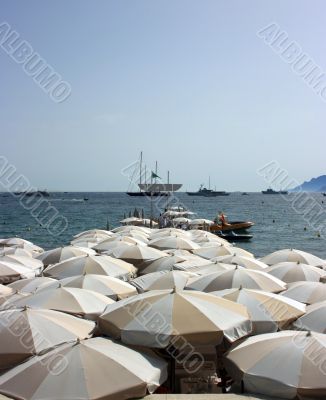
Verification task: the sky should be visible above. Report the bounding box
[1,0,325,191]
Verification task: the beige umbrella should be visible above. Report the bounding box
[267,262,326,283]
[131,271,191,292]
[73,229,113,239]
[93,236,147,252]
[105,243,168,267]
[281,282,326,304]
[186,266,287,293]
[260,248,325,267]
[0,285,14,297]
[111,225,152,234]
[212,288,305,334]
[292,301,326,333]
[173,257,213,271]
[11,287,114,320]
[36,246,95,266]
[163,249,192,256]
[8,277,58,294]
[225,330,326,399]
[0,337,168,400]
[59,274,137,300]
[149,229,190,240]
[189,230,229,246]
[1,255,43,271]
[99,289,252,348]
[0,261,39,284]
[180,261,235,275]
[211,255,269,271]
[44,255,137,281]
[0,293,29,309]
[0,248,33,258]
[192,244,254,259]
[149,236,200,251]
[138,254,189,275]
[0,308,95,370]
[0,238,43,255]
[111,231,149,243]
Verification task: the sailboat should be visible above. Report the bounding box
[126,152,182,197]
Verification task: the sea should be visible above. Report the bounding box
[0,191,325,259]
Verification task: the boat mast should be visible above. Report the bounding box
[139,151,143,189]
[155,161,158,183]
[209,176,211,190]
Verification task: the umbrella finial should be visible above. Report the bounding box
[171,285,178,293]
[306,330,312,337]
[239,285,243,290]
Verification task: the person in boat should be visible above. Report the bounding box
[219,211,227,226]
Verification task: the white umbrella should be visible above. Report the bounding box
[0,337,168,400]
[36,246,95,266]
[105,243,168,266]
[267,262,326,283]
[0,261,39,284]
[93,236,147,252]
[0,308,95,370]
[292,301,326,333]
[8,277,58,294]
[261,248,325,267]
[139,255,188,275]
[11,287,114,320]
[73,229,113,239]
[225,331,326,399]
[211,255,269,271]
[0,248,33,258]
[186,266,287,293]
[131,270,191,292]
[212,288,305,334]
[0,238,43,255]
[281,282,326,304]
[0,285,14,297]
[192,244,254,259]
[59,274,137,300]
[44,255,136,280]
[99,289,252,348]
[149,236,200,251]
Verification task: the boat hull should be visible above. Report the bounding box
[210,221,254,233]
[126,192,170,197]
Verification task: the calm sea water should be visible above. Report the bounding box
[0,192,325,259]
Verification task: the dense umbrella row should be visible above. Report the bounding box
[0,226,324,399]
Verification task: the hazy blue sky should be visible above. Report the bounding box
[1,0,325,191]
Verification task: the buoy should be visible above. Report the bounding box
[317,232,321,238]
[272,219,275,223]
[304,227,307,231]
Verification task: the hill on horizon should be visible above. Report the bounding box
[291,175,326,192]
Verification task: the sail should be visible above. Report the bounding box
[138,183,182,192]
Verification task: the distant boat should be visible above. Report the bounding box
[187,183,230,197]
[262,188,288,195]
[126,152,182,197]
[20,190,50,197]
[242,192,248,195]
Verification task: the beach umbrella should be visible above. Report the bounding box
[0,238,43,255]
[59,274,137,300]
[111,231,149,243]
[120,217,143,225]
[173,257,213,271]
[0,261,39,284]
[260,248,325,267]
[0,308,95,370]
[0,285,14,297]
[281,282,326,304]
[192,245,254,259]
[267,262,326,283]
[172,217,191,224]
[1,255,43,271]
[149,236,200,251]
[111,225,152,234]
[149,229,190,240]
[186,267,287,293]
[73,229,113,239]
[212,288,305,334]
[99,289,252,348]
[8,277,58,294]
[225,331,326,399]
[138,255,188,275]
[105,243,168,267]
[36,246,95,266]
[44,255,137,281]
[93,237,147,252]
[0,293,29,309]
[0,248,33,258]
[0,337,168,400]
[163,249,192,257]
[181,261,235,275]
[11,287,114,320]
[189,230,229,246]
[292,301,326,333]
[131,270,191,292]
[211,255,269,271]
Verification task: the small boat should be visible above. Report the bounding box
[323,193,326,197]
[187,179,230,196]
[262,188,288,195]
[217,231,253,241]
[242,192,248,195]
[210,220,254,233]
[25,190,50,197]
[84,198,89,201]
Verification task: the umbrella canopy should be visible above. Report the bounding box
[211,255,269,271]
[0,248,33,258]
[281,282,326,304]
[11,287,114,320]
[44,255,136,281]
[172,217,191,224]
[0,238,43,255]
[189,230,229,246]
[105,243,168,266]
[0,285,14,297]
[0,308,95,370]
[292,301,326,333]
[192,245,254,259]
[186,267,287,293]
[93,237,146,252]
[225,331,326,400]
[36,246,95,266]
[0,261,39,284]
[131,271,191,292]
[0,337,168,400]
[266,262,326,283]
[1,255,43,271]
[73,229,113,239]
[212,288,305,334]
[260,248,325,267]
[111,225,151,234]
[139,255,188,275]
[99,289,252,348]
[149,236,200,251]
[8,277,58,294]
[59,274,137,300]
[149,229,190,240]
